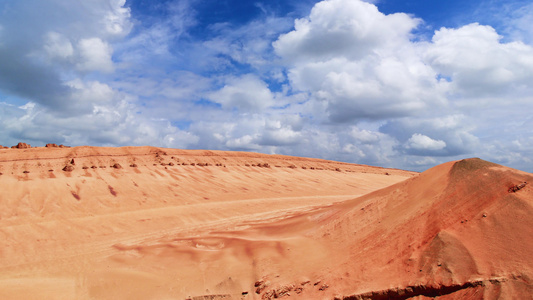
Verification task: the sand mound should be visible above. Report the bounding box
[264,158,533,299]
[1,148,530,299]
[0,146,414,300]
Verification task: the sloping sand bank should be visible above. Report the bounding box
[0,146,414,299]
[245,158,533,299]
[2,147,531,299]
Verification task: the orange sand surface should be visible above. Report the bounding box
[0,146,412,299]
[1,147,532,299]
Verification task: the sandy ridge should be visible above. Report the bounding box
[0,146,416,299]
[5,148,530,299]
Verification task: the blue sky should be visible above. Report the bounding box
[1,0,533,171]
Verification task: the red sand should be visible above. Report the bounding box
[1,147,531,299]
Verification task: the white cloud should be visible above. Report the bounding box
[425,23,533,96]
[274,0,420,62]
[76,38,114,73]
[406,133,446,151]
[44,32,74,60]
[0,0,132,112]
[2,0,533,173]
[349,127,380,144]
[67,79,115,103]
[341,144,366,157]
[259,126,303,146]
[274,0,446,123]
[207,75,275,111]
[225,135,260,150]
[381,115,479,157]
[104,0,132,36]
[267,0,533,170]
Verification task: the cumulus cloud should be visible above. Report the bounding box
[105,0,132,36]
[187,113,306,152]
[258,123,303,146]
[225,135,260,150]
[207,75,275,111]
[0,0,151,144]
[44,32,74,61]
[274,0,446,123]
[67,80,115,104]
[406,133,446,151]
[0,0,131,113]
[268,0,533,170]
[76,38,114,72]
[425,23,533,96]
[274,0,419,62]
[2,0,533,173]
[381,115,479,157]
[0,96,199,149]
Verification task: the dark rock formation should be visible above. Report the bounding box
[508,181,527,193]
[12,142,31,149]
[62,165,74,172]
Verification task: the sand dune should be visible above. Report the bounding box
[1,147,531,299]
[296,158,533,299]
[0,146,413,299]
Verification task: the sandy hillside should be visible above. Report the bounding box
[0,146,414,300]
[290,159,533,299]
[234,158,533,299]
[2,147,531,299]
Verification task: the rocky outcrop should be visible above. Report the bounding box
[335,278,508,300]
[62,165,74,172]
[509,181,527,193]
[11,142,31,149]
[46,143,70,148]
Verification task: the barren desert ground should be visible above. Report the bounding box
[0,146,532,299]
